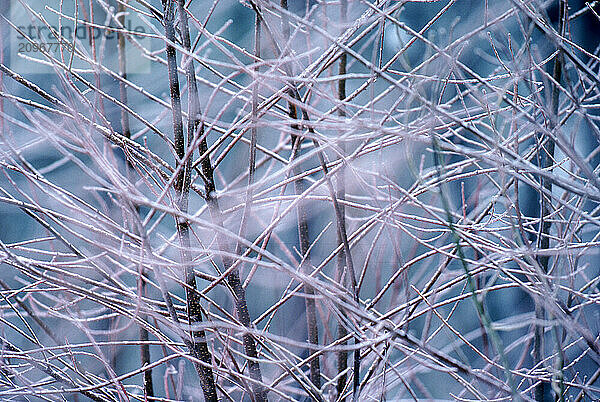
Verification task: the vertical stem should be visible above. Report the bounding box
[116,1,153,398]
[161,1,217,400]
[535,2,564,401]
[203,187,268,401]
[290,111,321,390]
[230,11,268,402]
[235,12,260,258]
[431,136,519,400]
[176,1,267,398]
[116,1,130,141]
[279,0,321,389]
[259,1,359,392]
[336,1,348,399]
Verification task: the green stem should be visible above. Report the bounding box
[431,135,519,400]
